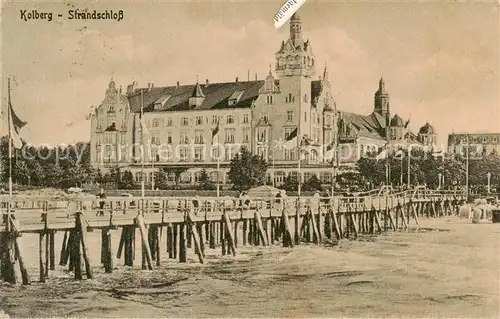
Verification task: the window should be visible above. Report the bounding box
[225,129,235,143]
[284,127,296,140]
[194,131,204,144]
[166,118,172,126]
[108,105,115,112]
[320,172,332,184]
[181,117,189,126]
[211,148,219,160]
[312,129,319,142]
[304,172,313,183]
[257,147,266,159]
[494,137,498,143]
[225,148,233,161]
[304,112,307,122]
[167,132,172,144]
[196,116,203,125]
[316,114,320,124]
[285,93,295,103]
[194,148,204,162]
[266,95,273,104]
[226,115,234,124]
[257,128,267,143]
[151,132,160,145]
[212,115,219,124]
[179,132,189,144]
[303,94,308,103]
[97,120,103,129]
[325,115,331,124]
[152,118,161,127]
[243,114,249,124]
[287,111,293,122]
[260,112,269,122]
[179,149,188,162]
[243,128,250,143]
[284,148,295,160]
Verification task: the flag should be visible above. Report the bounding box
[404,118,410,129]
[212,120,219,141]
[375,143,389,160]
[8,100,27,150]
[283,127,298,148]
[394,148,404,159]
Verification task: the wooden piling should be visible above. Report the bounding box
[254,211,268,246]
[75,213,93,279]
[59,231,69,266]
[135,214,154,270]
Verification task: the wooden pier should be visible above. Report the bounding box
[0,187,467,285]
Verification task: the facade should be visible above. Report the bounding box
[89,13,437,187]
[447,132,500,157]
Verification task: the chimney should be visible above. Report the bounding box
[176,81,180,87]
[235,77,239,83]
[127,81,138,95]
[148,83,153,91]
[255,73,257,81]
[206,79,209,86]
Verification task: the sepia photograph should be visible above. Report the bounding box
[0,0,499,317]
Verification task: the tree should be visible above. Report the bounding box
[118,170,135,189]
[198,169,215,190]
[281,174,299,192]
[154,171,169,189]
[303,175,322,191]
[228,147,268,191]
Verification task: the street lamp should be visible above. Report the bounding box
[438,172,442,190]
[487,172,491,193]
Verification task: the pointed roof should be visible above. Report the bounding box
[419,122,435,134]
[323,63,329,82]
[390,114,405,127]
[375,77,389,96]
[191,79,205,98]
[290,13,301,22]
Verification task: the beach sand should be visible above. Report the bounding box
[0,217,499,318]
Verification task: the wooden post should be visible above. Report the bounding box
[59,231,69,266]
[179,219,187,263]
[117,227,125,260]
[223,212,237,256]
[124,226,134,267]
[209,222,216,249]
[294,199,300,245]
[330,205,341,240]
[281,207,294,248]
[155,226,161,267]
[309,208,320,244]
[220,217,226,255]
[39,231,46,283]
[166,225,173,258]
[72,229,82,280]
[135,214,154,270]
[49,231,55,271]
[11,219,30,285]
[254,211,268,246]
[103,228,113,273]
[242,220,247,246]
[186,213,204,263]
[75,213,93,279]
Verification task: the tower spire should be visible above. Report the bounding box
[323,63,329,81]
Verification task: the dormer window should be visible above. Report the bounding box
[154,95,170,110]
[228,90,244,106]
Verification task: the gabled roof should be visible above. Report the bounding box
[390,114,405,127]
[340,112,385,139]
[127,80,265,113]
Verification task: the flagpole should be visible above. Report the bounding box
[272,144,275,188]
[7,77,13,231]
[140,89,145,199]
[465,134,469,198]
[216,134,220,198]
[407,145,411,188]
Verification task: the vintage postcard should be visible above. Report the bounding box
[0,0,499,318]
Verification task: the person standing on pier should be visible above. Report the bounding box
[96,188,106,216]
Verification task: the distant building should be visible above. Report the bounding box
[447,132,500,157]
[89,12,437,187]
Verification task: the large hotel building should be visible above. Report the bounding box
[90,13,437,187]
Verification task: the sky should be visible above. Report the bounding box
[1,0,499,148]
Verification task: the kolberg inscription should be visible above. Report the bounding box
[20,9,124,22]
